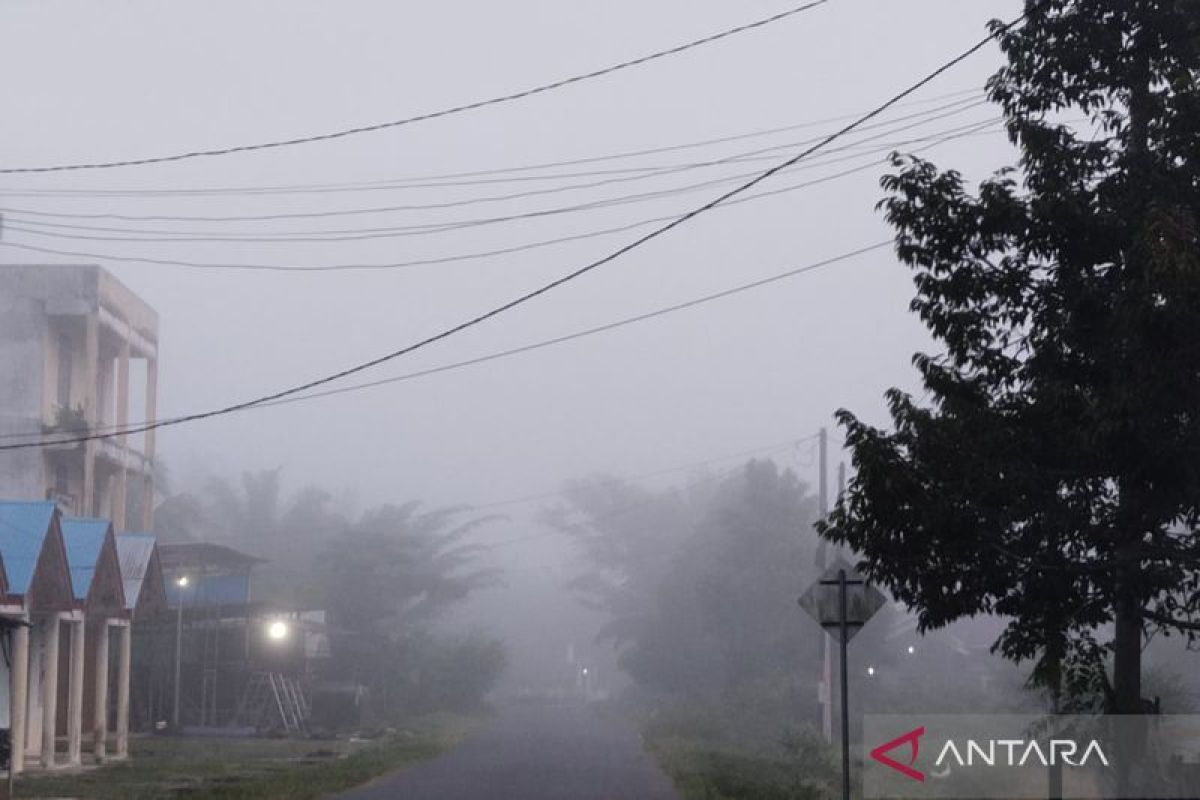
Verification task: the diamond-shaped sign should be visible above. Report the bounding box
[798,558,887,643]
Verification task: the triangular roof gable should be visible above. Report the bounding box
[0,501,56,597]
[117,533,167,620]
[0,536,9,597]
[62,517,126,614]
[20,507,73,612]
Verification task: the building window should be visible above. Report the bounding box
[54,463,68,496]
[56,333,72,408]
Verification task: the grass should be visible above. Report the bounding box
[14,713,480,800]
[649,736,837,800]
[631,696,840,800]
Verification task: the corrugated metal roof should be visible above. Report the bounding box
[0,501,56,596]
[166,573,251,608]
[60,516,112,602]
[159,542,267,570]
[116,533,157,611]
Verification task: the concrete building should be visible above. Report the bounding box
[0,265,158,531]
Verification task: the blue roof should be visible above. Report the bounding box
[166,573,251,608]
[60,517,112,602]
[116,533,158,610]
[0,501,57,595]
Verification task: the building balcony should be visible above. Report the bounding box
[96,437,152,475]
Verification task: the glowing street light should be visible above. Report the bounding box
[176,575,189,588]
[866,666,876,677]
[906,645,916,655]
[267,620,290,642]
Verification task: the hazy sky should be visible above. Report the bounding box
[0,0,1023,527]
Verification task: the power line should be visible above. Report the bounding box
[0,1,831,175]
[0,242,889,442]
[471,434,820,513]
[474,438,821,552]
[0,113,999,243]
[0,119,1004,272]
[0,90,983,203]
[0,97,989,230]
[0,13,1025,452]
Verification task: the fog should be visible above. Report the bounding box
[6,2,1195,784]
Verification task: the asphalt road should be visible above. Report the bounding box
[334,702,680,800]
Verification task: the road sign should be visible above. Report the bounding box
[797,556,889,800]
[797,558,886,642]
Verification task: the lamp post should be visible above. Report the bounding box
[172,575,189,728]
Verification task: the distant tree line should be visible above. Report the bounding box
[155,469,505,719]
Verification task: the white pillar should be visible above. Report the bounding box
[40,615,60,769]
[143,356,158,531]
[113,341,130,531]
[10,623,29,775]
[115,624,131,758]
[92,622,109,762]
[67,620,85,765]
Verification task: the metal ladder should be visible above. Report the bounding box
[237,671,309,735]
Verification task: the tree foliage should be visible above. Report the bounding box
[154,470,503,716]
[552,460,823,701]
[820,0,1200,714]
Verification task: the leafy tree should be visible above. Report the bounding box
[821,0,1200,722]
[554,461,823,705]
[312,502,499,633]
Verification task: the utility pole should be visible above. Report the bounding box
[817,427,832,743]
[837,569,852,800]
[173,576,189,728]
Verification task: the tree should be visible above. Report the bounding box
[821,0,1200,724]
[312,502,499,633]
[553,461,823,705]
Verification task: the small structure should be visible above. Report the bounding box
[59,517,129,762]
[154,542,326,732]
[0,501,76,774]
[116,534,168,732]
[0,503,161,774]
[115,534,167,623]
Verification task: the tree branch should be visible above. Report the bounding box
[1143,608,1200,631]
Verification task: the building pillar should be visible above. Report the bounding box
[115,623,131,758]
[10,622,29,775]
[113,341,130,531]
[142,356,158,531]
[82,317,99,516]
[92,622,109,762]
[67,619,85,765]
[40,615,60,769]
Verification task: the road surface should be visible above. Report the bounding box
[335,702,680,800]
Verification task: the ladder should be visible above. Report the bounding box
[236,671,309,735]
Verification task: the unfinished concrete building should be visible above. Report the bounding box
[0,265,158,531]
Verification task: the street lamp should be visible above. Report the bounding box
[266,620,289,642]
[173,575,190,728]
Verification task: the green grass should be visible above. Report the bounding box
[15,714,480,800]
[649,736,836,800]
[632,696,840,800]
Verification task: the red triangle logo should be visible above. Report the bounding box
[869,726,925,782]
